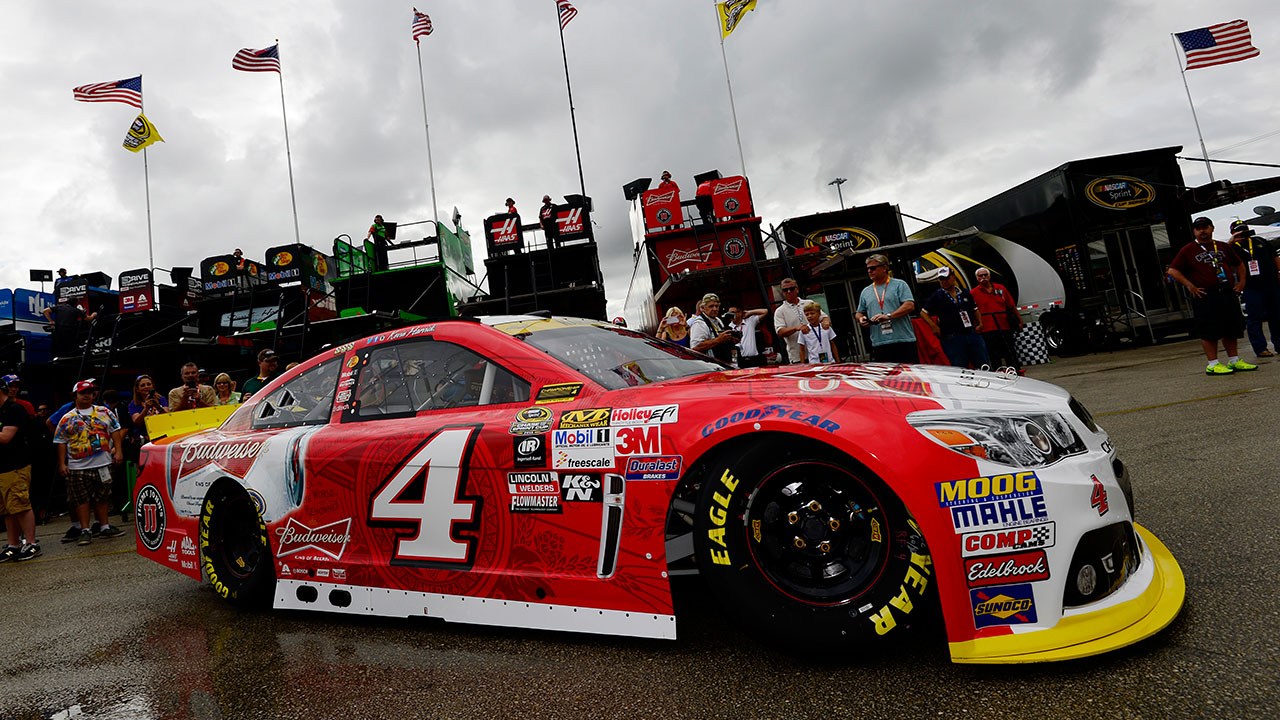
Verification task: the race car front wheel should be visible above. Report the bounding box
[693,439,933,647]
[200,484,275,607]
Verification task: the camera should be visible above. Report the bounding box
[728,329,743,340]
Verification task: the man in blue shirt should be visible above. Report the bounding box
[855,254,918,363]
[921,267,990,368]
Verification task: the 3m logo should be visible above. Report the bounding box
[646,190,675,205]
[559,408,611,429]
[614,426,660,456]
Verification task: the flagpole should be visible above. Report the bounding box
[715,3,747,177]
[416,42,440,229]
[556,3,587,198]
[140,91,155,270]
[1171,35,1215,182]
[276,41,303,243]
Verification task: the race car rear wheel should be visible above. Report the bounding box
[693,439,933,647]
[200,484,275,607]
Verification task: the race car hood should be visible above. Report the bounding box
[652,363,1073,413]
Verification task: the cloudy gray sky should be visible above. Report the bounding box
[2,1,1277,318]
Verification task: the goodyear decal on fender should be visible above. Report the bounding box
[701,404,840,437]
[558,407,611,429]
[936,471,1047,532]
[970,583,1038,628]
[534,383,584,404]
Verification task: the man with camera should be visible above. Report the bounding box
[689,293,737,364]
[1230,220,1280,359]
[727,304,769,368]
[167,362,217,411]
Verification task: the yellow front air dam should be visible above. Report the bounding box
[144,404,238,443]
[949,524,1184,664]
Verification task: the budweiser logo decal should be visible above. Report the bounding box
[713,179,743,194]
[177,440,266,479]
[646,190,675,205]
[665,242,715,268]
[275,517,353,560]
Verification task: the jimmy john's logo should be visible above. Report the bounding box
[803,227,877,254]
[1084,176,1155,210]
[558,407,611,429]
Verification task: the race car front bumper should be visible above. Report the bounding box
[948,523,1184,664]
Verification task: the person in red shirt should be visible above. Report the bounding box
[1167,217,1255,375]
[971,268,1022,370]
[657,170,679,193]
[0,376,34,417]
[695,180,714,225]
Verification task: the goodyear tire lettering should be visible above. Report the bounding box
[705,469,739,566]
[871,551,933,636]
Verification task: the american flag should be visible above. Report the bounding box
[232,44,281,73]
[556,0,577,30]
[1176,20,1261,70]
[72,76,142,109]
[412,8,433,42]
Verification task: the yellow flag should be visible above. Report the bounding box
[123,114,164,153]
[718,0,757,39]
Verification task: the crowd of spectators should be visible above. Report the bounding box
[0,347,285,564]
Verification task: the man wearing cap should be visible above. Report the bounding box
[689,293,737,363]
[240,349,281,400]
[0,376,40,562]
[539,195,560,248]
[1167,218,1256,375]
[1229,220,1280,359]
[971,266,1022,370]
[42,297,98,357]
[53,380,125,545]
[920,267,990,368]
[0,375,35,418]
[167,362,217,411]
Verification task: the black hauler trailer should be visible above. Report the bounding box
[910,146,1280,353]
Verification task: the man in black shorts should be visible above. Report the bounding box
[1167,217,1256,375]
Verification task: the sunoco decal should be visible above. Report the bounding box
[970,583,1038,628]
[1084,176,1155,210]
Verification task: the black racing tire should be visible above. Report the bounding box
[200,485,275,607]
[693,438,933,648]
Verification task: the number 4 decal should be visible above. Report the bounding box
[368,426,484,568]
[1090,474,1109,516]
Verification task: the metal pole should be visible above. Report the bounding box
[416,42,440,229]
[277,42,303,243]
[557,5,587,198]
[1171,35,1214,182]
[716,4,747,177]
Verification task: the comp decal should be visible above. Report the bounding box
[136,484,167,551]
[960,522,1056,557]
[936,471,1047,532]
[970,583,1038,628]
[700,404,841,438]
[963,550,1050,588]
[534,383,584,404]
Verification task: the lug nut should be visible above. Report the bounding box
[794,538,806,549]
[829,519,840,530]
[818,541,831,553]
[808,500,821,511]
[787,511,799,524]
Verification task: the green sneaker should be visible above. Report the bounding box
[1206,362,1234,375]
[1230,359,1258,371]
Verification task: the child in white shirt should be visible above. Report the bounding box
[799,301,839,363]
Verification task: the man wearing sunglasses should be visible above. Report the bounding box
[773,278,820,364]
[855,255,918,363]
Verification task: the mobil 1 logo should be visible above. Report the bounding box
[560,473,602,502]
[514,434,546,468]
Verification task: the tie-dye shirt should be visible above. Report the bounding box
[53,405,120,470]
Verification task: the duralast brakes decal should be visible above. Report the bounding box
[870,552,932,635]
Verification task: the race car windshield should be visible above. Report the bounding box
[519,325,725,390]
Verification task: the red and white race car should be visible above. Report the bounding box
[134,316,1184,663]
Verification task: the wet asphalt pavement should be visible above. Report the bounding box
[1,338,1277,719]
